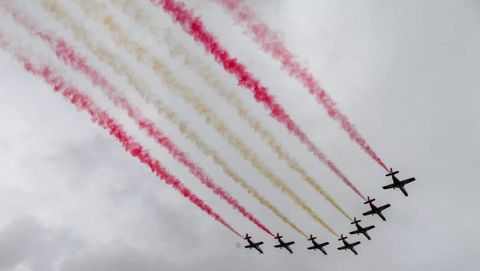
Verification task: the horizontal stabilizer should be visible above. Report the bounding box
[386,171,399,176]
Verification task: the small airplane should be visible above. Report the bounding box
[383,168,416,197]
[337,234,361,255]
[349,217,375,240]
[307,234,329,255]
[273,233,295,254]
[362,197,391,221]
[244,234,264,254]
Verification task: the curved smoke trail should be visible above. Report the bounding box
[0,33,241,237]
[4,3,273,236]
[214,0,388,171]
[36,0,307,237]
[110,0,352,221]
[70,0,338,237]
[152,0,367,200]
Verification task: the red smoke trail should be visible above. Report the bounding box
[152,0,367,200]
[0,38,240,236]
[4,6,273,237]
[216,0,388,171]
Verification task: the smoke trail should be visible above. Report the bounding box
[36,0,306,237]
[215,0,388,171]
[152,0,367,201]
[3,3,273,237]
[72,0,338,237]
[110,0,352,221]
[0,34,241,237]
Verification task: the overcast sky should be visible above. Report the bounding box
[0,0,479,270]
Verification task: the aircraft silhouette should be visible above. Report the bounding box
[307,234,329,255]
[244,234,264,254]
[337,234,361,255]
[273,233,295,254]
[362,197,391,221]
[384,168,416,196]
[349,217,375,240]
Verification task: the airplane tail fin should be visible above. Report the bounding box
[364,197,375,204]
[386,168,399,176]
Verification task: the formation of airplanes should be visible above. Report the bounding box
[243,168,415,255]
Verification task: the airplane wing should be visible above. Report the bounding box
[285,244,294,254]
[245,244,253,249]
[379,204,391,211]
[255,246,264,254]
[400,178,415,185]
[352,241,361,247]
[349,229,361,235]
[382,183,396,190]
[307,245,316,250]
[337,245,347,250]
[274,244,282,248]
[365,225,375,231]
[400,186,409,197]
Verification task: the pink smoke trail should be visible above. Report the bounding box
[0,31,241,238]
[216,0,388,171]
[3,4,273,236]
[152,0,367,200]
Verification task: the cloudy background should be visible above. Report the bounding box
[0,0,479,270]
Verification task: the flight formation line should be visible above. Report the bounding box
[152,0,367,201]
[0,0,391,240]
[213,0,389,171]
[109,0,351,221]
[0,31,241,237]
[3,3,273,237]
[33,0,310,237]
[71,0,337,237]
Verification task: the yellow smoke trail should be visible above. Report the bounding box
[67,0,338,237]
[110,0,352,222]
[38,0,307,237]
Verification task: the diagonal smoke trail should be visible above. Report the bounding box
[36,0,306,237]
[110,0,352,221]
[70,0,338,237]
[3,3,273,236]
[0,32,241,237]
[152,0,367,201]
[214,0,388,171]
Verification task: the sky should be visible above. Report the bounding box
[0,0,479,270]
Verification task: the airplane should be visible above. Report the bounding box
[383,168,416,197]
[244,234,264,254]
[349,217,375,240]
[307,234,329,255]
[273,233,295,254]
[362,197,391,221]
[337,234,361,255]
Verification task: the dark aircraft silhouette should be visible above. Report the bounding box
[307,234,329,255]
[274,233,295,254]
[244,234,264,254]
[362,197,391,221]
[349,217,375,240]
[383,168,416,197]
[337,234,361,255]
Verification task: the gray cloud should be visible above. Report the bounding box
[0,217,81,271]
